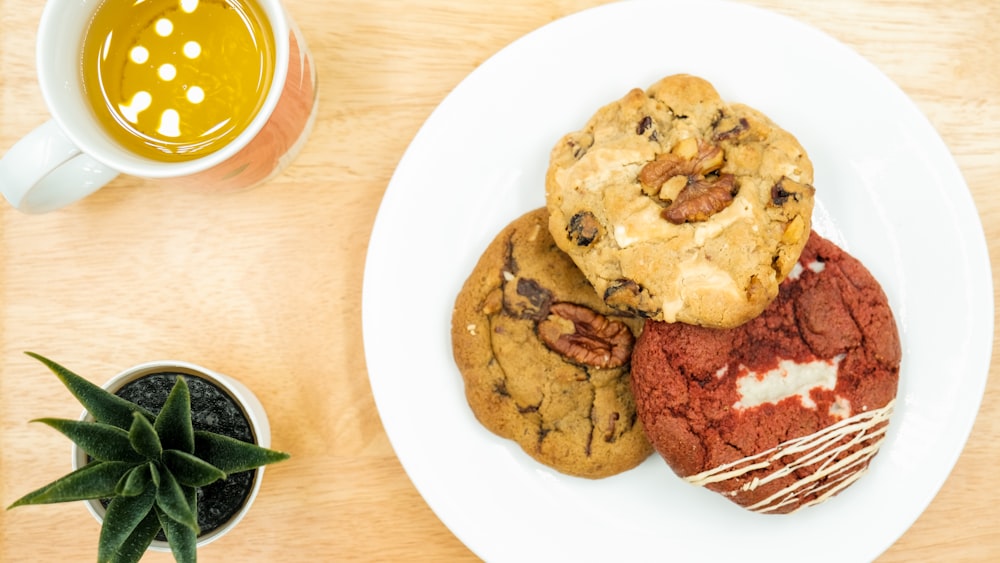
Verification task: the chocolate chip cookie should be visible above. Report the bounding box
[546,74,815,328]
[631,232,901,513]
[451,208,653,478]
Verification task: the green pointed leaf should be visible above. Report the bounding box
[156,490,197,563]
[163,449,226,487]
[7,461,134,508]
[25,352,154,430]
[148,461,161,488]
[154,467,199,533]
[194,431,290,474]
[33,418,144,463]
[128,411,162,460]
[155,377,195,454]
[97,487,156,563]
[104,508,160,563]
[115,464,153,497]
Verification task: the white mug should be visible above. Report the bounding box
[0,0,317,214]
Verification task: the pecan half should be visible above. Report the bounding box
[537,302,634,369]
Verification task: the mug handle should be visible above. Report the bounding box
[0,120,119,213]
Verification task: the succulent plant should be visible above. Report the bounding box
[6,353,290,563]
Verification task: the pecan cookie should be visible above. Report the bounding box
[546,74,815,328]
[631,232,901,513]
[451,208,653,478]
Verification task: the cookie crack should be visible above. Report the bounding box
[503,233,519,276]
[491,377,509,398]
[484,308,517,414]
[723,439,751,457]
[531,386,552,451]
[518,401,541,414]
[585,402,595,457]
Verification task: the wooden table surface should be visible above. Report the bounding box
[1,0,998,560]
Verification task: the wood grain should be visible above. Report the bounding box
[2,0,998,560]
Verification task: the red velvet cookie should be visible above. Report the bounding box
[631,231,901,513]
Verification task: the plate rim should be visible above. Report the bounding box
[362,0,995,560]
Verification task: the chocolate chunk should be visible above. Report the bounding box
[567,211,601,247]
[637,116,653,135]
[499,262,553,320]
[492,380,510,397]
[714,117,750,141]
[771,182,792,205]
[771,179,797,206]
[517,278,550,308]
[604,279,657,317]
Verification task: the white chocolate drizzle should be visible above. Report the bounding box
[684,399,895,513]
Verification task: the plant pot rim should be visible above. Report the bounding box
[71,360,272,552]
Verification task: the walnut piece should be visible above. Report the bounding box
[637,153,687,196]
[638,138,737,224]
[536,302,634,369]
[639,138,723,195]
[661,173,737,224]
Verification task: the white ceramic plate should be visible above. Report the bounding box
[362,1,994,560]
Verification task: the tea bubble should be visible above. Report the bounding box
[158,109,181,137]
[129,46,149,64]
[187,86,205,104]
[183,41,201,59]
[154,18,173,37]
[158,63,177,81]
[118,91,152,123]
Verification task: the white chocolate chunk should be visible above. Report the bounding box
[734,355,843,410]
[829,396,851,419]
[691,199,753,245]
[678,257,740,300]
[807,260,826,274]
[788,259,825,281]
[660,297,683,323]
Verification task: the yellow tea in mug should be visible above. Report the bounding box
[81,0,275,162]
